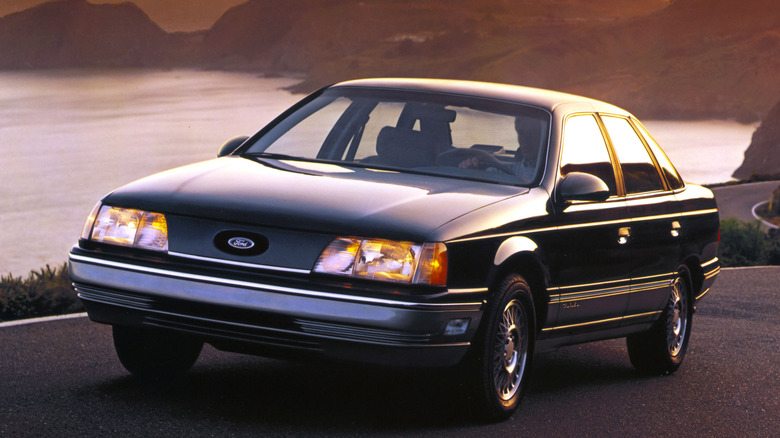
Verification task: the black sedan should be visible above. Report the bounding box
[69,78,720,421]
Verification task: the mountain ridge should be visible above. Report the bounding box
[3,0,776,120]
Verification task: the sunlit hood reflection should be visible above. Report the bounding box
[103,157,528,239]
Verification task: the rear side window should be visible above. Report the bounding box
[560,114,618,195]
[602,116,665,194]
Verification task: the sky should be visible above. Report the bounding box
[0,0,250,32]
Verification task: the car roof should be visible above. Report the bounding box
[331,78,631,115]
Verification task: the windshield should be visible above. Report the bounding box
[243,87,551,186]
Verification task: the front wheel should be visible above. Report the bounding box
[113,326,203,382]
[471,274,535,422]
[627,267,693,375]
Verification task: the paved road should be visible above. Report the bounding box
[711,181,778,224]
[1,268,778,437]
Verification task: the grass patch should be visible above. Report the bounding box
[718,218,780,267]
[0,263,83,323]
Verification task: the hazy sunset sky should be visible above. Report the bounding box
[0,0,250,32]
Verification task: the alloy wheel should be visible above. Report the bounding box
[492,300,528,401]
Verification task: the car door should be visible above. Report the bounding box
[600,115,682,322]
[543,114,631,335]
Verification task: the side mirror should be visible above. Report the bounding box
[558,172,610,202]
[217,136,249,157]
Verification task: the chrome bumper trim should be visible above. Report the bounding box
[696,259,720,300]
[701,257,719,269]
[168,251,311,275]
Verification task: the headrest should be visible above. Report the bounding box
[376,127,438,167]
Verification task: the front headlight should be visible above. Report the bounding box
[314,237,447,286]
[81,204,168,252]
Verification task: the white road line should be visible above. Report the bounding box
[0,312,87,328]
[751,201,779,229]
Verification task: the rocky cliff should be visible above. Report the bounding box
[733,100,780,179]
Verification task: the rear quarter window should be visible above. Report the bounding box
[634,120,685,190]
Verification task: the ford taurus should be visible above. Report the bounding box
[69,78,720,421]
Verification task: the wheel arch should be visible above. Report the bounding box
[681,255,703,300]
[487,238,550,332]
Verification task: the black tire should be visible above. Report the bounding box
[471,274,535,422]
[626,266,693,375]
[113,325,203,382]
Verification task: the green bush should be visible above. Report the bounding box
[718,218,780,267]
[770,185,780,216]
[0,263,83,322]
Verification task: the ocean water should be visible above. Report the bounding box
[643,120,756,185]
[0,70,757,276]
[0,70,300,276]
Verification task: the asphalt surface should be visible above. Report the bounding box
[1,267,778,437]
[711,181,778,224]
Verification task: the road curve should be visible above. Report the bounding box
[711,180,778,224]
[1,267,778,437]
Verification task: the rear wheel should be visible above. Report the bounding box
[471,274,535,422]
[627,266,693,375]
[113,326,203,381]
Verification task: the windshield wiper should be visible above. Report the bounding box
[245,152,309,161]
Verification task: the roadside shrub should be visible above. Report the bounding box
[718,218,780,267]
[0,263,83,322]
[770,185,780,216]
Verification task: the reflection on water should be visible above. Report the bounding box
[0,71,756,276]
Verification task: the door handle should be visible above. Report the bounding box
[671,221,681,237]
[618,227,631,245]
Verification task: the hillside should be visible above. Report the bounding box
[198,0,780,121]
[0,0,192,68]
[1,0,778,123]
[200,0,673,84]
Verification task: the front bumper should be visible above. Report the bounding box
[69,249,484,367]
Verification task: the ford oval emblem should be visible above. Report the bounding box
[227,237,255,250]
[215,231,268,256]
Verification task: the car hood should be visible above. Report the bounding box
[103,157,527,240]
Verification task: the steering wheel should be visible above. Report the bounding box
[438,148,515,176]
